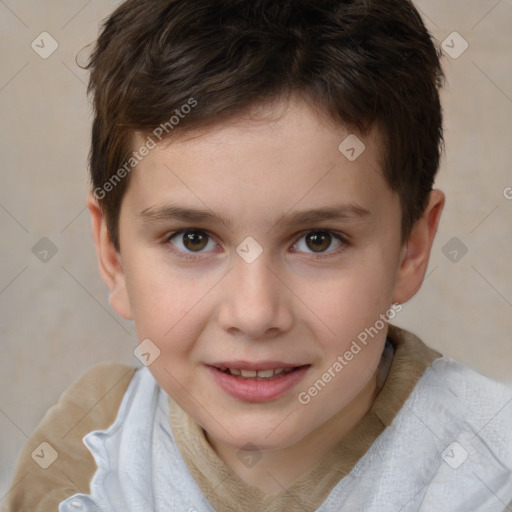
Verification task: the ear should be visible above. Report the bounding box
[392,189,445,304]
[86,194,133,320]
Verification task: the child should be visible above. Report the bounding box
[5,0,512,510]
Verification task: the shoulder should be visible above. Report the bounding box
[3,362,138,512]
[387,325,512,443]
[415,356,512,465]
[424,356,512,416]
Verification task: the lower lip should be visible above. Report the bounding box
[207,365,310,402]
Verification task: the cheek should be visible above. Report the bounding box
[295,347,381,430]
[123,257,194,341]
[123,246,186,314]
[298,262,394,344]
[125,265,220,374]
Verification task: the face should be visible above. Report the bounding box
[97,96,421,452]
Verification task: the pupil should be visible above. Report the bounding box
[184,232,207,251]
[306,232,331,252]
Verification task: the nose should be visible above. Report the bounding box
[217,255,294,340]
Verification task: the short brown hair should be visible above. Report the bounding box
[87,0,445,250]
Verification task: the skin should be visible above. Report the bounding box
[88,95,445,493]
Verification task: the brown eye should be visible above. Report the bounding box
[182,231,208,251]
[169,230,216,253]
[305,232,332,252]
[292,230,345,255]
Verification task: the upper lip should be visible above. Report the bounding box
[208,361,308,370]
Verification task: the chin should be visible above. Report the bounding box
[213,420,307,452]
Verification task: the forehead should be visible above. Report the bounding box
[131,94,384,168]
[122,96,395,231]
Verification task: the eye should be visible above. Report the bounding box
[168,229,218,253]
[292,230,345,254]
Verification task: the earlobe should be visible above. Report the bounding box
[86,195,133,320]
[392,189,445,304]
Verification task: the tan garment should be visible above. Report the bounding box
[3,363,136,512]
[3,325,441,512]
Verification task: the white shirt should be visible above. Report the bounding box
[58,356,512,512]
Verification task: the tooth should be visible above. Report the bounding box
[257,369,275,378]
[229,368,241,376]
[274,368,285,376]
[240,369,257,378]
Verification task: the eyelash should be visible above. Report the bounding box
[161,228,350,261]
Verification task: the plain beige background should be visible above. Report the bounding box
[1,0,511,501]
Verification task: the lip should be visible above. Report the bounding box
[207,363,310,402]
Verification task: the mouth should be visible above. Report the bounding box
[213,366,300,380]
[210,360,307,379]
[207,362,311,402]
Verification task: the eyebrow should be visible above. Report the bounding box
[138,202,372,230]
